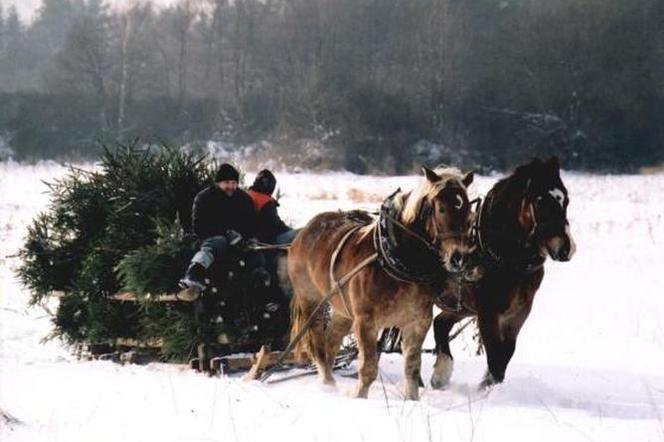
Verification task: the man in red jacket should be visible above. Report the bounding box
[247,169,297,245]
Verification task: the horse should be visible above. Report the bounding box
[430,157,576,390]
[288,166,474,400]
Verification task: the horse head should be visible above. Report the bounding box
[515,157,576,262]
[399,166,475,273]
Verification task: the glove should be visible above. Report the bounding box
[225,229,243,246]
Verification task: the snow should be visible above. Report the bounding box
[2,162,664,441]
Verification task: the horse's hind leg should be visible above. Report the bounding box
[430,312,463,389]
[352,316,379,399]
[299,299,334,385]
[400,317,431,400]
[289,272,334,385]
[324,313,353,372]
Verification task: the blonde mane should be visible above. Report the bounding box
[396,166,467,225]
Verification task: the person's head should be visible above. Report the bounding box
[215,163,240,196]
[251,169,277,196]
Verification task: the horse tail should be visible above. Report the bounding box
[288,291,313,363]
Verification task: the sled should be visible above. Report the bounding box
[188,344,309,378]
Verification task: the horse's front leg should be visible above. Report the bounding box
[352,315,379,399]
[477,306,530,389]
[401,316,432,400]
[430,312,463,389]
[478,315,514,389]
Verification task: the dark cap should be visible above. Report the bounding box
[214,163,240,182]
[251,169,277,195]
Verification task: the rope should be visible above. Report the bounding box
[246,242,291,251]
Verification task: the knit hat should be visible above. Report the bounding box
[251,169,276,195]
[214,163,240,182]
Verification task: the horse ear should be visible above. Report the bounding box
[530,157,544,168]
[546,156,560,171]
[422,166,441,183]
[462,171,474,187]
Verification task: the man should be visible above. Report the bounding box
[179,163,258,291]
[247,169,297,245]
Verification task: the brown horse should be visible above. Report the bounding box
[288,166,474,400]
[431,157,576,390]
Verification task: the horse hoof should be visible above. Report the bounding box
[478,372,501,391]
[348,386,369,399]
[319,376,336,387]
[430,376,450,390]
[431,353,453,390]
[404,390,420,401]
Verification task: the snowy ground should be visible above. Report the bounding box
[1,161,664,442]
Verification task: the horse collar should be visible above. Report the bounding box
[373,190,442,285]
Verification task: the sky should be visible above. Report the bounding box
[2,0,177,22]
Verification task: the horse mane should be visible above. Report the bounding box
[488,161,537,216]
[396,166,467,225]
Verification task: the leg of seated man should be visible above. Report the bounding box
[274,229,298,245]
[180,235,229,290]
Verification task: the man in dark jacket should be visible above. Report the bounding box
[179,163,258,290]
[247,169,297,245]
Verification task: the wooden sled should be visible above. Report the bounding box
[189,344,309,379]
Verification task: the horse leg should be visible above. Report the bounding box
[324,313,353,373]
[430,312,462,389]
[290,274,334,385]
[477,307,530,389]
[400,318,430,400]
[352,316,379,399]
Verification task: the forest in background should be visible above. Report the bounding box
[0,0,662,173]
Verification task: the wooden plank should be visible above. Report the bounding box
[51,288,200,303]
[243,345,270,381]
[115,337,163,348]
[113,288,200,302]
[221,350,306,371]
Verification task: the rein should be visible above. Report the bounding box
[380,211,446,256]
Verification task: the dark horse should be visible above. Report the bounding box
[289,166,474,400]
[431,157,576,389]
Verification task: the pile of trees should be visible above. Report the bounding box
[17,143,290,360]
[1,0,662,172]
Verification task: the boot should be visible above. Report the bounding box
[179,262,208,291]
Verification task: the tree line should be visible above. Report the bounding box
[0,0,662,173]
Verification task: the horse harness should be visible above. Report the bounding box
[323,184,552,327]
[372,189,468,285]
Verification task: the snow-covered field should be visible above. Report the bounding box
[1,160,664,442]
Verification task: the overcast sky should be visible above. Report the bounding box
[2,0,177,22]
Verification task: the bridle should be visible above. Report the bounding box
[381,210,468,257]
[474,189,550,273]
[373,188,473,284]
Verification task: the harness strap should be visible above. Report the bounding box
[329,225,363,318]
[382,211,467,253]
